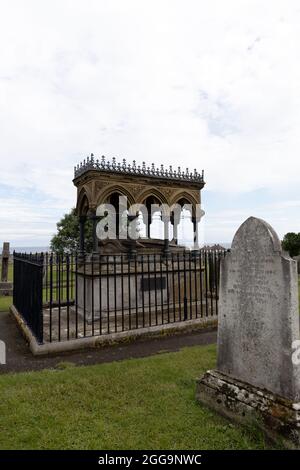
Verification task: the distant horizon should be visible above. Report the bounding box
[0,241,232,254]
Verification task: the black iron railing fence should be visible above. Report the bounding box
[13,249,228,344]
[13,253,44,343]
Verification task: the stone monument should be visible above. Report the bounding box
[196,217,300,448]
[0,242,12,296]
[72,156,206,323]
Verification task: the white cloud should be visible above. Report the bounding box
[0,0,299,244]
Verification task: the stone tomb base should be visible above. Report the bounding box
[196,370,300,449]
[74,256,207,323]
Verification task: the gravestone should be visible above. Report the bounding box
[0,242,12,296]
[196,217,300,448]
[1,242,9,282]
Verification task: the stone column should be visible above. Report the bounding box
[147,213,151,239]
[1,242,9,282]
[127,214,138,259]
[192,216,197,247]
[164,237,169,255]
[89,209,98,253]
[79,216,86,253]
[170,212,178,245]
[0,242,12,296]
[163,215,170,256]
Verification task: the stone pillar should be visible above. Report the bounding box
[79,216,86,253]
[0,242,12,296]
[163,237,169,255]
[192,216,197,247]
[89,210,98,253]
[163,216,170,256]
[127,214,138,259]
[1,242,9,282]
[147,213,151,239]
[170,211,180,245]
[196,217,300,448]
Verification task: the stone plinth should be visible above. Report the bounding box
[196,217,300,447]
[75,271,169,322]
[0,242,12,296]
[197,370,300,449]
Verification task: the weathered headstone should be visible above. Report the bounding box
[196,217,300,448]
[1,242,10,282]
[0,242,12,296]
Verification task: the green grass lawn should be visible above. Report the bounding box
[0,296,12,311]
[0,263,13,311]
[0,344,275,450]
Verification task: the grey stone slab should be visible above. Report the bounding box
[217,217,300,401]
[196,217,300,447]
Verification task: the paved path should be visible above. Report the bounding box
[0,310,217,374]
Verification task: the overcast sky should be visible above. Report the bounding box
[0,0,300,247]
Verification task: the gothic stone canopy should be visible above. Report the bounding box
[73,154,205,217]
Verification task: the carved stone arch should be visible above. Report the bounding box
[138,188,168,206]
[137,188,169,239]
[170,191,199,218]
[96,185,136,208]
[76,187,92,216]
[170,191,198,207]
